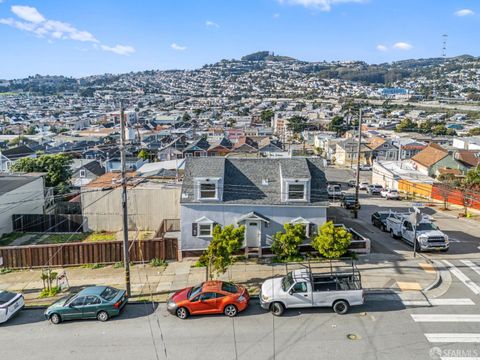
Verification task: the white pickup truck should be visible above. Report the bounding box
[385,214,449,252]
[260,265,364,316]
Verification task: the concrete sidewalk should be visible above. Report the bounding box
[0,254,438,306]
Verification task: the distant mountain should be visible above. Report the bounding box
[240,51,297,62]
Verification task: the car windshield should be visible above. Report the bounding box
[188,284,203,299]
[379,213,390,219]
[417,222,439,231]
[221,282,238,293]
[57,294,75,305]
[281,272,294,292]
[100,287,119,301]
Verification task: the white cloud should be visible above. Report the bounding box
[100,44,135,55]
[376,44,388,52]
[11,5,45,23]
[0,5,134,55]
[171,42,187,51]
[273,13,280,18]
[393,42,412,50]
[205,20,219,28]
[277,0,366,12]
[455,9,474,17]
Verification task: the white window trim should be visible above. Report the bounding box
[284,179,309,202]
[79,169,86,178]
[195,216,215,238]
[195,177,222,201]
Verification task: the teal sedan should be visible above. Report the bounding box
[44,286,127,324]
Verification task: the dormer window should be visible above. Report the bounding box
[195,177,223,201]
[200,183,216,199]
[283,179,309,202]
[288,183,305,200]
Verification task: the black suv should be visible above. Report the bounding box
[341,194,360,210]
[371,211,392,231]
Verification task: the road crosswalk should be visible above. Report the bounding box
[410,259,480,358]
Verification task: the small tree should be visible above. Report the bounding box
[312,221,351,259]
[199,225,245,280]
[137,149,149,161]
[11,154,73,192]
[271,223,306,261]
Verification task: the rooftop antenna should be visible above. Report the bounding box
[442,34,448,59]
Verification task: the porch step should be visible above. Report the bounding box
[244,247,262,258]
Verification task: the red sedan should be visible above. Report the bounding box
[167,281,249,319]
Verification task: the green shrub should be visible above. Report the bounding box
[312,222,351,259]
[0,267,13,275]
[149,258,167,267]
[271,223,306,261]
[82,263,104,269]
[114,261,124,268]
[39,286,60,298]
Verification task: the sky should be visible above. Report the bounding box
[0,0,479,79]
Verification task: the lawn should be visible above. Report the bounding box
[83,232,116,242]
[38,233,90,244]
[0,232,24,246]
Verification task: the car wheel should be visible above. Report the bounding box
[390,229,396,239]
[97,311,109,322]
[333,300,349,315]
[270,302,285,316]
[380,224,386,232]
[415,241,423,253]
[224,304,238,317]
[440,248,449,253]
[50,313,62,325]
[176,307,189,319]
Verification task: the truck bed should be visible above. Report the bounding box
[312,273,361,291]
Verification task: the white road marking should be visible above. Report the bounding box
[461,260,480,277]
[441,358,480,360]
[425,333,480,343]
[412,314,480,322]
[402,299,475,306]
[443,260,480,295]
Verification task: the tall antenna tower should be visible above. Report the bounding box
[442,34,448,59]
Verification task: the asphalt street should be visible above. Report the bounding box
[3,272,480,360]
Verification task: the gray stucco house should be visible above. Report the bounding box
[180,157,328,257]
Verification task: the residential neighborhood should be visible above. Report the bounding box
[2,1,480,359]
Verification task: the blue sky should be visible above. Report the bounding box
[0,0,479,79]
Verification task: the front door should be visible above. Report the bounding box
[245,221,260,247]
[63,296,85,320]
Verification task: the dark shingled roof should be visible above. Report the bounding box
[0,175,41,196]
[181,157,327,206]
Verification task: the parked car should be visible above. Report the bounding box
[167,281,249,319]
[327,184,343,200]
[380,189,401,200]
[359,164,372,171]
[359,182,369,191]
[341,194,360,210]
[44,286,127,324]
[347,179,356,187]
[367,184,383,195]
[385,214,449,252]
[371,211,394,231]
[0,291,24,324]
[260,264,364,316]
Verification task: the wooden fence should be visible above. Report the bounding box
[0,238,178,269]
[12,214,85,233]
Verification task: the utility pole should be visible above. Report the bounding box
[120,101,131,297]
[353,109,362,219]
